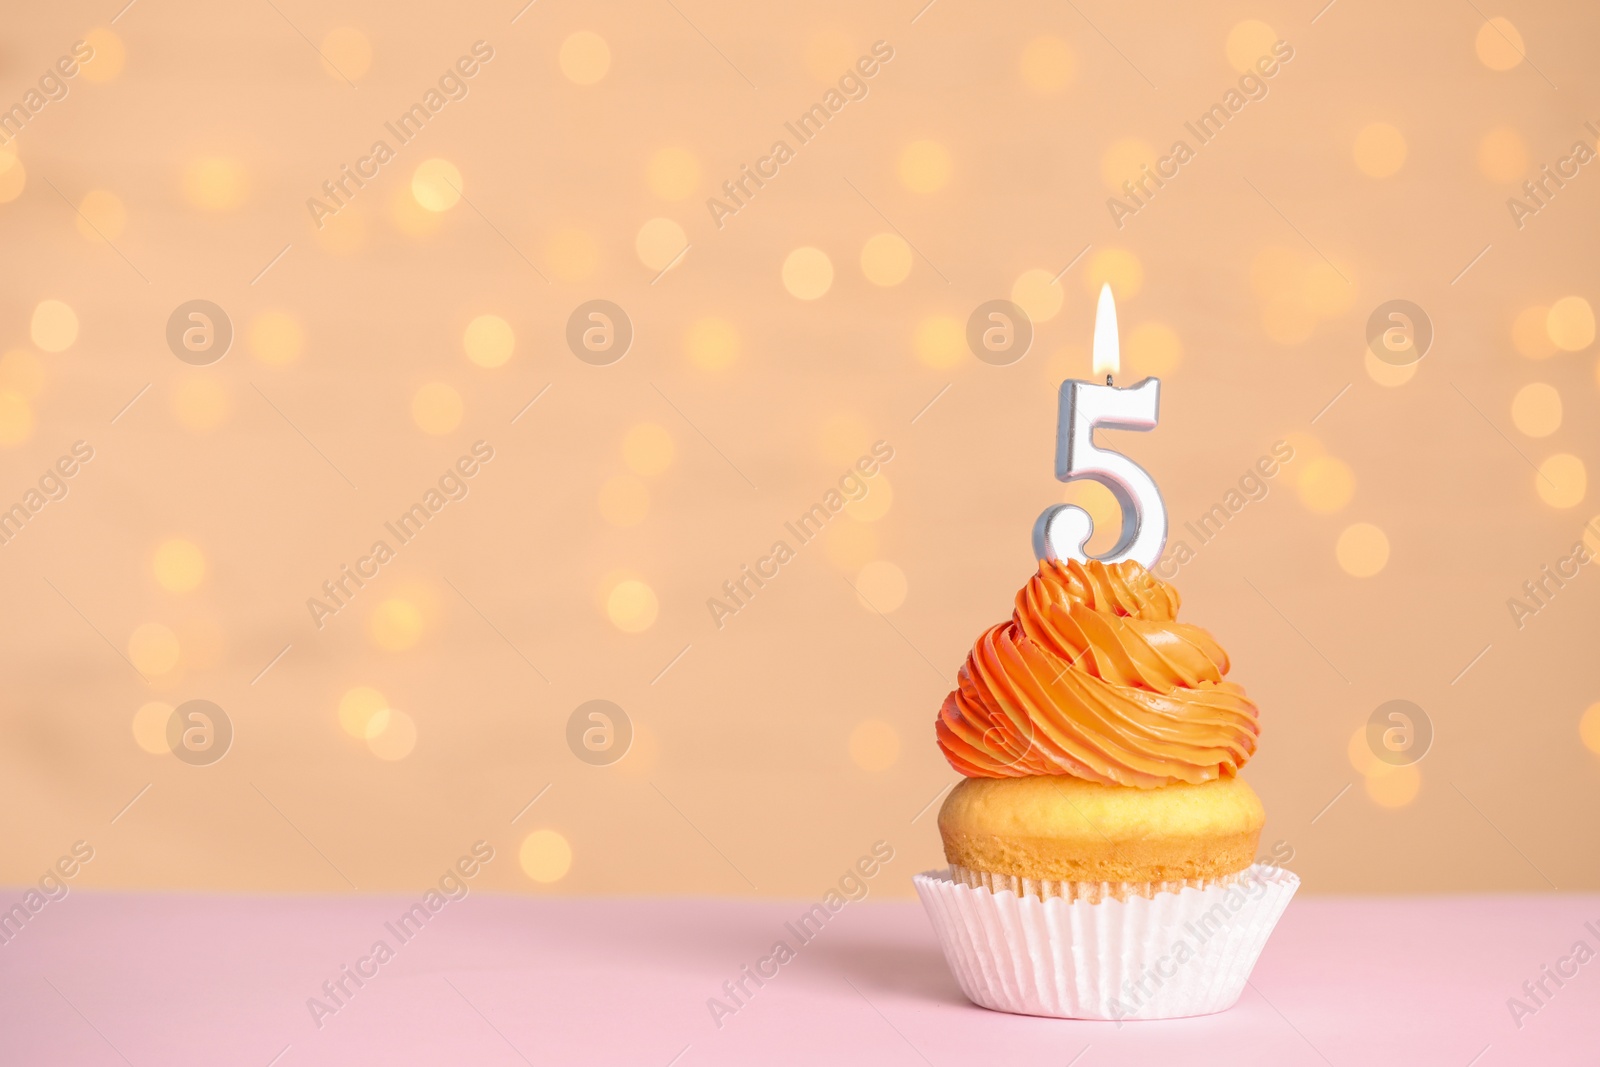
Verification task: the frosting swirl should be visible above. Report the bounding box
[935,559,1259,787]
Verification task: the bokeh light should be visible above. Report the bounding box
[412,159,462,212]
[560,31,610,84]
[321,27,372,82]
[1365,348,1418,387]
[128,622,181,676]
[248,311,304,366]
[1336,523,1390,577]
[546,227,600,281]
[1475,17,1526,71]
[1546,296,1594,351]
[31,300,78,352]
[1353,123,1407,178]
[339,686,388,739]
[81,28,125,82]
[369,598,425,651]
[1297,456,1356,513]
[412,382,463,435]
[636,217,688,272]
[1581,702,1600,757]
[607,579,658,632]
[622,423,675,476]
[1365,763,1421,808]
[913,315,963,369]
[1127,322,1182,375]
[860,233,913,286]
[520,829,573,882]
[366,708,417,760]
[898,140,952,194]
[75,190,126,242]
[1512,305,1556,358]
[1019,36,1075,92]
[854,560,907,613]
[0,393,31,446]
[646,147,700,200]
[170,377,232,432]
[153,539,206,592]
[1225,20,1278,73]
[1085,247,1143,299]
[1535,453,1585,509]
[0,350,45,399]
[685,316,739,370]
[1510,382,1561,437]
[132,702,172,755]
[844,475,892,522]
[782,246,833,300]
[1100,138,1156,193]
[183,157,249,211]
[463,314,515,368]
[848,719,901,771]
[0,150,24,203]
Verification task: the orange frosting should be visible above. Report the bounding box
[936,558,1259,788]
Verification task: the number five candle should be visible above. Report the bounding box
[1031,283,1168,568]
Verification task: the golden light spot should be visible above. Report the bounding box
[845,475,892,522]
[854,560,907,613]
[411,382,463,435]
[1477,127,1528,183]
[1064,480,1124,555]
[635,217,687,272]
[803,28,855,82]
[598,475,650,526]
[170,377,231,432]
[622,423,675,476]
[545,227,600,281]
[389,184,441,238]
[0,154,24,203]
[80,28,126,83]
[321,27,372,82]
[1536,453,1585,509]
[822,521,878,570]
[607,579,658,633]
[1261,296,1318,345]
[782,246,833,300]
[1547,296,1595,352]
[31,300,78,352]
[1512,305,1555,358]
[1297,456,1356,513]
[898,140,952,194]
[685,316,738,370]
[1364,762,1420,808]
[75,189,125,242]
[1336,523,1389,577]
[0,393,32,446]
[0,350,44,400]
[365,708,417,760]
[860,233,913,287]
[1475,17,1525,71]
[1353,123,1407,178]
[368,598,424,651]
[1020,36,1075,93]
[612,719,660,778]
[1511,382,1561,437]
[520,829,572,882]
[848,719,900,771]
[133,701,172,755]
[1300,261,1355,317]
[1085,247,1143,299]
[1280,434,1324,486]
[560,31,610,84]
[913,315,964,370]
[339,687,389,739]
[818,412,872,465]
[1100,138,1156,194]
[317,201,368,252]
[182,157,249,212]
[463,314,514,368]
[129,622,180,676]
[1226,20,1278,73]
[247,311,303,366]
[411,159,462,212]
[1581,702,1600,757]
[1365,348,1417,386]
[1347,725,1379,775]
[1011,268,1063,323]
[153,539,205,592]
[646,147,699,201]
[1126,322,1181,375]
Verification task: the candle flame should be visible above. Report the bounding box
[1092,283,1120,378]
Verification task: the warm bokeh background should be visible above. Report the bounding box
[1,1,1597,900]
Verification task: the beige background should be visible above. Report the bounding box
[0,1,1597,900]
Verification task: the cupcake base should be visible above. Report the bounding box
[915,863,1298,1021]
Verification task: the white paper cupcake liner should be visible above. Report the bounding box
[915,863,1298,1021]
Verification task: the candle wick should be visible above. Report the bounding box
[1106,374,1114,387]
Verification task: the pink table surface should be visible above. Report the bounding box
[0,887,1596,1066]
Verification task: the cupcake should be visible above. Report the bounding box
[915,557,1298,1020]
